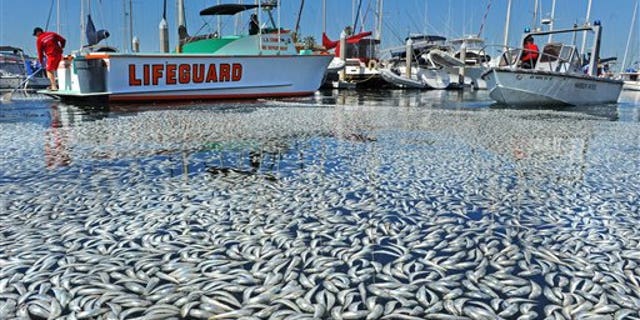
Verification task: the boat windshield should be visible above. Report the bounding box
[0,62,25,76]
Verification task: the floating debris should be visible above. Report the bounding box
[1,102,640,319]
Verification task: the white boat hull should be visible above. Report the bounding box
[1,75,49,91]
[380,65,450,89]
[428,50,488,90]
[623,80,640,91]
[482,68,623,106]
[50,53,332,102]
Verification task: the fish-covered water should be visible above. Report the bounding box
[1,89,640,319]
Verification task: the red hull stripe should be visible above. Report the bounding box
[108,91,315,102]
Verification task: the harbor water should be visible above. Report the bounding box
[1,89,640,319]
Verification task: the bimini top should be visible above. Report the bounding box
[0,46,24,53]
[406,35,447,43]
[200,3,276,16]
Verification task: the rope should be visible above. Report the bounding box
[477,0,492,38]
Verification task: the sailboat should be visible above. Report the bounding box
[481,22,623,106]
[320,0,385,89]
[41,2,332,103]
[620,0,640,91]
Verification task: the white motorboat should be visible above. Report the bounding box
[380,61,450,90]
[0,46,49,92]
[482,23,623,106]
[619,1,639,91]
[379,35,452,90]
[41,3,332,103]
[620,70,640,91]
[445,36,491,89]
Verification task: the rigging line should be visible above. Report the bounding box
[379,13,405,45]
[360,0,373,32]
[45,0,55,30]
[477,0,492,38]
[353,0,363,32]
[405,7,421,35]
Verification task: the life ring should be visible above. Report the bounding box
[367,60,378,70]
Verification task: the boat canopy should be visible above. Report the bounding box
[406,35,446,43]
[0,46,24,53]
[449,37,485,45]
[200,3,276,16]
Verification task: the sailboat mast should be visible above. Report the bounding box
[56,0,60,33]
[352,0,356,30]
[322,0,326,34]
[80,0,85,47]
[580,0,593,56]
[376,0,383,41]
[129,0,133,51]
[353,0,363,32]
[622,0,639,71]
[122,0,127,51]
[503,0,512,48]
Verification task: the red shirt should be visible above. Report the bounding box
[521,42,539,63]
[36,31,66,63]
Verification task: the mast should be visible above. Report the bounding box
[353,0,363,32]
[503,0,512,48]
[129,0,133,51]
[580,0,593,56]
[322,0,327,33]
[548,0,556,42]
[217,0,221,34]
[159,0,169,52]
[57,0,60,33]
[532,0,539,30]
[295,0,305,37]
[122,0,127,51]
[352,0,356,30]
[80,0,85,47]
[622,0,639,71]
[376,0,383,41]
[322,0,326,34]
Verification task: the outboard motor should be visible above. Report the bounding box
[85,14,110,46]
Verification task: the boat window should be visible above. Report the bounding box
[0,63,24,75]
[499,49,520,67]
[539,44,561,63]
[559,46,575,62]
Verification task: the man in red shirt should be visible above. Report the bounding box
[33,27,66,91]
[520,36,539,69]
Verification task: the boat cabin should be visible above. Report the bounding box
[498,23,606,77]
[449,37,491,65]
[536,43,582,74]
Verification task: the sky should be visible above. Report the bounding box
[1,0,638,70]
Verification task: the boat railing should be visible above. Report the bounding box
[483,44,582,74]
